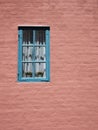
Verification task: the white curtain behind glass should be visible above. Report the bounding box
[22,30,32,77]
[22,30,46,78]
[35,30,46,77]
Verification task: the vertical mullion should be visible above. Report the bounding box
[32,30,35,77]
[46,29,50,80]
[18,29,23,80]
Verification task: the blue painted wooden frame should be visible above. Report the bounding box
[18,26,50,82]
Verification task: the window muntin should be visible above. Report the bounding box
[18,27,50,82]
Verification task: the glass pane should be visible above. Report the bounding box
[34,47,46,61]
[23,30,33,44]
[22,63,33,77]
[35,63,46,78]
[35,30,45,45]
[22,47,34,61]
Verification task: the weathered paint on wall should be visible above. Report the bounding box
[0,0,98,129]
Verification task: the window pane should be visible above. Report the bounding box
[35,63,46,78]
[23,30,33,44]
[35,30,45,44]
[34,47,46,61]
[22,63,33,77]
[22,47,34,61]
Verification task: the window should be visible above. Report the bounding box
[18,26,50,82]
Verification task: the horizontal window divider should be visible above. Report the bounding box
[22,61,46,63]
[22,77,46,79]
[22,44,46,47]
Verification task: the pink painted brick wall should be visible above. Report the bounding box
[0,0,98,129]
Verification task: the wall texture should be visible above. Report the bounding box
[0,0,98,129]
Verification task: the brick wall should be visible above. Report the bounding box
[0,0,98,129]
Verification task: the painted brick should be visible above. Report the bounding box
[0,0,98,130]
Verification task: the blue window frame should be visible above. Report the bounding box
[18,26,50,82]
